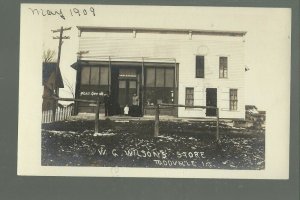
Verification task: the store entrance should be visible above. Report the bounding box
[110,66,141,116]
[206,88,217,116]
[118,79,137,108]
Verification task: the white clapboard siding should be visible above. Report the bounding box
[79,31,245,119]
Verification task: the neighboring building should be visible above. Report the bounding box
[71,26,246,119]
[42,62,64,111]
[245,105,266,128]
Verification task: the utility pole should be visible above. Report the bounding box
[51,26,71,122]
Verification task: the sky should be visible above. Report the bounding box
[29,4,291,110]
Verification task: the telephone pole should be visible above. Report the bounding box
[51,26,71,121]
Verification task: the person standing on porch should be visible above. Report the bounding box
[132,93,139,106]
[131,93,139,117]
[104,91,111,117]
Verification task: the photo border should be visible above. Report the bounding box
[0,0,299,199]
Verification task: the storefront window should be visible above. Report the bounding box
[145,67,175,105]
[156,68,165,87]
[165,68,174,87]
[90,67,99,85]
[100,67,109,85]
[146,68,155,87]
[81,66,90,85]
[81,66,109,86]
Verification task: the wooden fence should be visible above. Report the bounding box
[43,96,220,142]
[42,105,74,123]
[42,97,100,133]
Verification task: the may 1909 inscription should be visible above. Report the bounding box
[28,6,96,20]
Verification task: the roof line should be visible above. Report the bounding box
[77,26,247,37]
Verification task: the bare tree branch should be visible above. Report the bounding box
[63,76,75,98]
[43,49,57,63]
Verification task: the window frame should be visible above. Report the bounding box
[80,66,109,86]
[155,68,165,87]
[144,66,176,105]
[90,67,100,85]
[185,87,194,107]
[145,67,175,88]
[229,89,238,111]
[219,56,228,78]
[195,55,205,78]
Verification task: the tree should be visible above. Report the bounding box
[43,49,56,63]
[63,76,75,98]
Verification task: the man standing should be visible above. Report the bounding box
[104,91,111,117]
[131,93,139,117]
[132,93,139,106]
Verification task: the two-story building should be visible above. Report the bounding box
[71,26,246,119]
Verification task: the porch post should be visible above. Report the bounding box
[154,104,160,137]
[108,56,111,93]
[74,61,81,115]
[94,98,100,134]
[141,57,145,116]
[216,107,220,142]
[174,59,177,88]
[174,59,178,116]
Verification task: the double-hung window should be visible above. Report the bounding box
[229,89,238,110]
[196,56,204,78]
[185,87,194,106]
[219,57,228,78]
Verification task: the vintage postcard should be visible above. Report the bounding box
[18,4,291,178]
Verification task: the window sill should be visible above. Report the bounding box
[185,108,199,111]
[221,108,240,112]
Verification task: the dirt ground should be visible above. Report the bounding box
[41,119,265,169]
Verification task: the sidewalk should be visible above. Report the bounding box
[69,113,232,123]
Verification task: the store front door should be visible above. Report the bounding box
[110,67,141,115]
[118,79,137,108]
[206,88,217,116]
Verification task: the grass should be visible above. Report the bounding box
[42,119,265,169]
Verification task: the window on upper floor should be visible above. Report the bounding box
[219,57,228,78]
[196,56,204,78]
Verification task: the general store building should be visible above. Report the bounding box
[71,26,246,119]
